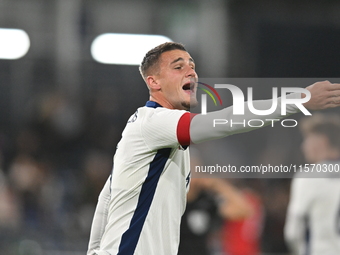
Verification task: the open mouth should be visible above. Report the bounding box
[182,81,195,93]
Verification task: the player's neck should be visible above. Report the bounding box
[149,95,173,110]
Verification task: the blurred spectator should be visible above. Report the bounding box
[284,113,340,255]
[221,180,264,255]
[179,151,252,255]
[77,150,113,235]
[8,154,65,235]
[261,179,291,253]
[28,91,86,171]
[83,88,124,152]
[0,87,126,252]
[0,168,21,230]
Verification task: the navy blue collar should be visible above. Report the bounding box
[145,101,163,108]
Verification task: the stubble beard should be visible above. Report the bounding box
[182,98,198,111]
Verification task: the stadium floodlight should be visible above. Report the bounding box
[91,33,172,65]
[0,28,30,59]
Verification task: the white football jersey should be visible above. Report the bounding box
[93,101,191,255]
[88,95,301,255]
[285,163,340,255]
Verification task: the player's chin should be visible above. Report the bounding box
[181,98,198,111]
[190,98,198,109]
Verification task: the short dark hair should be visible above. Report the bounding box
[139,42,187,79]
[300,113,340,150]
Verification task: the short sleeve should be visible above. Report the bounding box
[141,108,189,150]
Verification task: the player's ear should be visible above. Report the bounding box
[146,76,161,91]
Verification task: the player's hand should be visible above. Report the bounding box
[303,81,340,110]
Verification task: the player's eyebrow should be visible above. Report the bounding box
[170,57,195,65]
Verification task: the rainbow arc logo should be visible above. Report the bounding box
[197,82,223,106]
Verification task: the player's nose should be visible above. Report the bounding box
[186,67,198,78]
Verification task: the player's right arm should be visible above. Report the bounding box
[190,93,300,144]
[303,81,340,110]
[177,81,340,145]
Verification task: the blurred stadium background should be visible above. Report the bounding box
[0,0,340,254]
